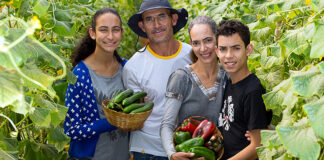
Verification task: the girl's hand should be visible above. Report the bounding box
[171,152,195,160]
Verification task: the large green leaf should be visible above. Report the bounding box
[260,56,283,69]
[291,67,324,97]
[21,63,55,93]
[251,27,272,41]
[54,9,73,22]
[34,95,68,127]
[47,127,69,152]
[0,149,16,160]
[279,28,308,57]
[29,107,51,128]
[303,97,324,139]
[304,23,316,40]
[53,20,76,36]
[21,141,59,160]
[263,89,285,110]
[310,24,324,58]
[33,0,50,17]
[260,130,282,149]
[318,62,324,74]
[0,72,24,108]
[277,125,320,160]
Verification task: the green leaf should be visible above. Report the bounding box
[29,107,51,128]
[291,67,324,97]
[0,72,24,108]
[0,149,16,160]
[21,63,55,93]
[260,130,282,149]
[22,141,59,160]
[47,127,69,152]
[66,69,77,85]
[54,9,73,22]
[18,0,31,18]
[260,56,283,69]
[269,45,282,58]
[304,23,316,40]
[33,0,50,17]
[251,27,272,41]
[12,0,23,9]
[310,24,324,58]
[53,20,76,36]
[303,97,324,139]
[279,28,308,57]
[318,62,324,74]
[277,125,320,160]
[263,89,285,110]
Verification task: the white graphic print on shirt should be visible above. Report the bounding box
[218,96,234,131]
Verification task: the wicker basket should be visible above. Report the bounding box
[172,116,224,160]
[102,99,153,131]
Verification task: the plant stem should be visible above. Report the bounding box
[0,113,18,133]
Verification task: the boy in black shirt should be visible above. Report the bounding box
[216,20,272,159]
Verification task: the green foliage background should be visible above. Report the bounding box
[0,0,324,159]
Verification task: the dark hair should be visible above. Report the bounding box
[216,20,250,47]
[188,16,217,63]
[71,7,124,68]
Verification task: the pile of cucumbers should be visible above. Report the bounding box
[106,89,154,114]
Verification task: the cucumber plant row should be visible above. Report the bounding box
[105,89,154,114]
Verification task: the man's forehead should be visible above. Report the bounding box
[142,8,171,17]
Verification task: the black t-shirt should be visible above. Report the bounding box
[218,74,272,159]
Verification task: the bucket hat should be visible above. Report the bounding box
[127,0,188,38]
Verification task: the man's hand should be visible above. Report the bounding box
[171,152,195,160]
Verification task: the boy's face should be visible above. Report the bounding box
[216,33,253,75]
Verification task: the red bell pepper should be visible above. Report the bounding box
[192,120,216,140]
[180,117,201,134]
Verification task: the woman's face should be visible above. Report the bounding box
[90,13,123,54]
[189,24,217,64]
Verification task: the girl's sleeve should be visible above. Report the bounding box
[63,70,116,141]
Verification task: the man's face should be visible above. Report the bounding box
[138,8,178,44]
[216,33,253,75]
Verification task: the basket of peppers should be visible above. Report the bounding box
[173,116,223,160]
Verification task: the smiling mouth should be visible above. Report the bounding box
[225,62,236,66]
[103,41,115,46]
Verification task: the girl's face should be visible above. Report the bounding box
[90,13,123,54]
[189,24,217,64]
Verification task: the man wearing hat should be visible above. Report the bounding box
[122,0,192,159]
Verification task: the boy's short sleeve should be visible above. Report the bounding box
[244,89,272,130]
[165,69,191,102]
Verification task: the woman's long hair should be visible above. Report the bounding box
[71,7,124,68]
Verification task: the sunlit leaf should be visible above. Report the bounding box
[318,62,324,74]
[279,28,308,57]
[260,130,282,148]
[304,23,316,40]
[29,107,51,128]
[21,62,55,93]
[310,24,324,58]
[251,27,272,41]
[263,89,285,110]
[291,68,324,97]
[304,97,324,139]
[260,56,283,69]
[0,149,16,160]
[277,125,320,160]
[32,0,50,17]
[0,72,24,108]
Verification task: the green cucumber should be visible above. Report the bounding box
[130,101,154,114]
[123,103,146,113]
[113,89,133,104]
[122,91,147,106]
[189,146,216,160]
[107,89,122,109]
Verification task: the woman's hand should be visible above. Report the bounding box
[171,152,195,160]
